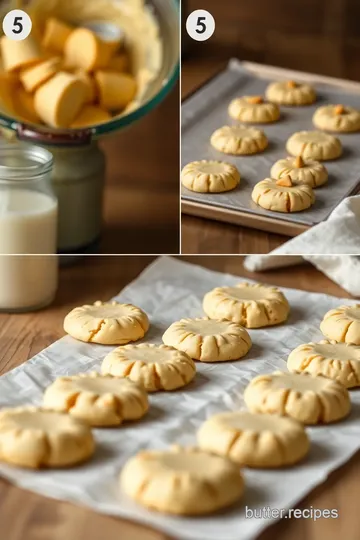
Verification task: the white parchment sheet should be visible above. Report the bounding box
[0,256,360,540]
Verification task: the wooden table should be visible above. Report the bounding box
[0,255,359,540]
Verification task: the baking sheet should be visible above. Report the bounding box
[181,59,360,227]
[1,256,360,540]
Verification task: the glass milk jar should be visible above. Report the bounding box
[0,144,58,312]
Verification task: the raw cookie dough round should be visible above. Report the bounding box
[228,95,280,123]
[0,406,94,469]
[210,125,268,155]
[64,301,149,345]
[162,318,251,362]
[244,371,350,424]
[203,282,289,328]
[320,305,360,345]
[286,130,342,161]
[102,344,196,392]
[313,104,360,133]
[120,446,244,515]
[197,411,309,467]
[287,340,360,388]
[251,176,315,213]
[43,372,149,426]
[181,160,240,193]
[266,80,316,106]
[270,155,328,188]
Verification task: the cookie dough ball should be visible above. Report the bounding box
[64,301,149,345]
[43,372,148,426]
[203,282,289,328]
[162,318,251,362]
[102,344,196,392]
[181,160,240,193]
[270,155,328,188]
[0,406,94,469]
[120,446,244,515]
[320,305,360,345]
[197,411,309,468]
[228,95,280,123]
[252,176,315,213]
[266,80,316,106]
[286,130,342,161]
[210,125,268,155]
[313,104,360,133]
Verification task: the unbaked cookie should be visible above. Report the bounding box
[266,80,316,106]
[43,372,149,426]
[101,344,196,392]
[197,411,309,468]
[228,95,280,123]
[320,305,360,345]
[287,340,360,388]
[313,104,360,133]
[64,301,149,345]
[286,130,342,161]
[210,125,268,155]
[120,446,244,515]
[251,176,315,212]
[244,371,350,424]
[162,317,251,362]
[0,406,94,469]
[203,282,289,328]
[270,155,328,188]
[181,160,240,193]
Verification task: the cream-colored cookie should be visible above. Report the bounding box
[286,130,342,161]
[43,372,148,426]
[197,411,309,468]
[288,340,360,388]
[266,80,316,106]
[228,95,280,123]
[210,125,268,155]
[120,446,244,515]
[162,317,251,362]
[313,104,360,133]
[64,301,149,345]
[252,176,315,213]
[244,371,350,424]
[181,160,240,193]
[0,406,94,469]
[102,344,196,392]
[203,282,289,328]
[270,155,328,188]
[320,305,360,345]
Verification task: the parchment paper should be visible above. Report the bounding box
[0,256,360,540]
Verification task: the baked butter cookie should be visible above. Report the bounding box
[162,317,251,362]
[120,446,244,515]
[181,160,240,193]
[228,95,280,123]
[286,130,342,161]
[197,411,309,468]
[266,80,316,106]
[313,104,360,133]
[64,301,149,345]
[210,125,268,155]
[320,305,360,345]
[270,155,328,188]
[203,282,290,328]
[251,176,315,213]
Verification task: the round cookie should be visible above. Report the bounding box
[181,160,240,193]
[64,301,149,345]
[251,176,315,213]
[210,125,268,155]
[102,344,196,392]
[228,95,280,123]
[266,80,316,106]
[286,130,342,161]
[43,372,149,426]
[197,411,309,468]
[244,371,350,425]
[0,406,94,469]
[270,155,328,188]
[288,340,360,388]
[320,305,360,345]
[162,317,251,362]
[120,446,244,515]
[313,104,360,133]
[203,282,289,328]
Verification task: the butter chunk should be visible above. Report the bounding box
[64,28,112,72]
[71,105,111,128]
[0,36,42,72]
[95,71,136,110]
[20,57,60,92]
[42,17,73,54]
